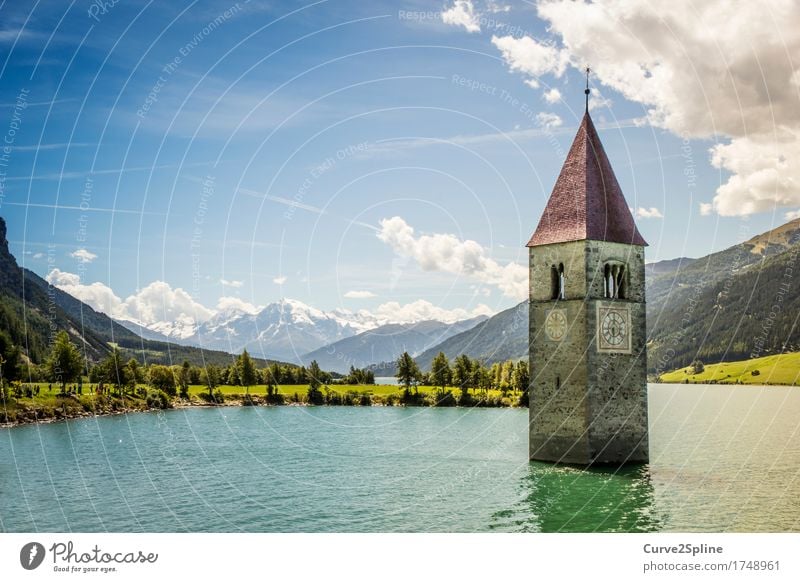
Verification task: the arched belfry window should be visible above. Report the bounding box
[558,263,565,299]
[603,262,626,299]
[550,265,559,299]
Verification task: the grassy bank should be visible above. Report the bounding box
[0,382,524,427]
[659,352,800,386]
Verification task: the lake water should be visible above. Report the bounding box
[1,384,799,532]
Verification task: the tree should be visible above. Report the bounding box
[512,361,530,394]
[178,360,191,398]
[306,360,324,403]
[0,330,20,385]
[148,364,176,396]
[127,358,143,385]
[47,331,82,393]
[430,352,451,390]
[499,360,514,394]
[452,355,472,395]
[237,350,258,395]
[100,348,130,395]
[396,351,421,396]
[202,364,221,399]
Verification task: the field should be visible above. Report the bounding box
[660,352,800,386]
[1,381,518,425]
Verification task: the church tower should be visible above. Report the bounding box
[527,82,649,465]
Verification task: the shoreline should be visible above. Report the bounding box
[0,392,523,429]
[2,381,795,430]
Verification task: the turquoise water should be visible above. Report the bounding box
[1,384,799,532]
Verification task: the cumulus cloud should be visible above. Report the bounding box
[699,203,713,216]
[372,300,493,324]
[46,269,214,326]
[536,112,562,129]
[491,34,569,81]
[784,209,800,221]
[376,216,527,300]
[344,290,376,299]
[273,275,287,285]
[491,0,800,217]
[215,296,261,315]
[70,248,97,263]
[220,278,244,288]
[542,87,561,104]
[632,207,664,219]
[442,0,480,33]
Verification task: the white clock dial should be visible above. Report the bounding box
[601,311,627,346]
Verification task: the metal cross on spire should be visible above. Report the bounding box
[584,66,591,112]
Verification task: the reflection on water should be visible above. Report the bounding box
[493,464,662,532]
[491,384,800,533]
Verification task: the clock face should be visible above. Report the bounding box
[597,306,631,352]
[601,312,627,346]
[544,309,567,341]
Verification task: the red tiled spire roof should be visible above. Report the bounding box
[527,112,647,247]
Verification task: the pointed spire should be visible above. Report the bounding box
[527,109,647,248]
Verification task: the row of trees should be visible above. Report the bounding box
[0,331,340,400]
[396,351,529,397]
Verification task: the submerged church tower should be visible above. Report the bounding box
[527,80,649,465]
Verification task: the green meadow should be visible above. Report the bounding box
[660,352,800,386]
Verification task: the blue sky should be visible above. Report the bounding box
[0,0,795,326]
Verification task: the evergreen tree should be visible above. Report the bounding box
[430,352,452,390]
[237,350,258,396]
[512,361,530,394]
[396,351,421,396]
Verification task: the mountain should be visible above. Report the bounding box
[645,218,800,372]
[115,298,382,362]
[645,257,696,276]
[300,316,487,373]
[397,219,800,374]
[0,217,289,368]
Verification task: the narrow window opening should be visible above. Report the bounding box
[558,263,565,299]
[556,376,561,390]
[550,265,559,299]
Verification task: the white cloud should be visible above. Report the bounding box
[215,296,261,315]
[442,0,480,33]
[588,93,612,111]
[376,216,527,300]
[784,209,800,221]
[499,0,800,217]
[70,248,97,263]
[536,112,563,129]
[372,300,493,324]
[633,207,664,219]
[32,252,43,259]
[46,269,215,326]
[699,203,713,216]
[273,275,287,285]
[491,34,569,80]
[220,278,244,288]
[344,290,376,299]
[543,87,561,104]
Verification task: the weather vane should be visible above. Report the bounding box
[585,66,591,112]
